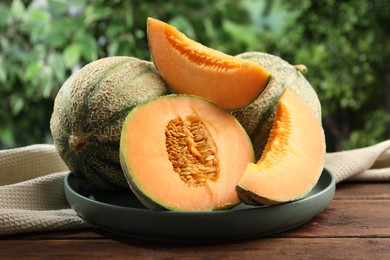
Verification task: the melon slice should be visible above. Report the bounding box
[120,95,255,211]
[147,17,271,110]
[236,89,326,205]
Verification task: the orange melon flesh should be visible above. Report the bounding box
[120,95,255,211]
[237,89,325,205]
[147,17,271,110]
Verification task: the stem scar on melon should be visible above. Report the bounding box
[236,88,326,205]
[147,17,271,110]
[119,94,255,212]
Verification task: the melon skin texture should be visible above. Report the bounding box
[120,94,255,212]
[50,56,168,190]
[236,89,326,205]
[147,17,271,110]
[232,52,322,159]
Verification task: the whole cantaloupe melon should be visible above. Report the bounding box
[232,52,322,159]
[50,56,168,190]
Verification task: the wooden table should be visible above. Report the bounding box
[1,182,389,259]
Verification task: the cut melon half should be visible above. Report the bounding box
[147,17,271,110]
[236,89,326,205]
[120,95,255,211]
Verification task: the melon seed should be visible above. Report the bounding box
[165,115,219,186]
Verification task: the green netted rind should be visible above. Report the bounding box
[50,56,168,190]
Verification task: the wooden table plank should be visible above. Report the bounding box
[334,182,390,200]
[282,200,390,238]
[1,238,389,259]
[286,181,390,239]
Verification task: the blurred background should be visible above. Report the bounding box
[0,0,389,152]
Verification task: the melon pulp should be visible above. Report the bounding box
[236,89,326,205]
[120,95,255,211]
[50,56,168,190]
[147,17,271,110]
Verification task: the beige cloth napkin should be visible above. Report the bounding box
[1,141,390,236]
[0,145,90,236]
[325,140,390,182]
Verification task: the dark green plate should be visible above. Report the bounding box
[64,170,335,242]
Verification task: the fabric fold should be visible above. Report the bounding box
[0,144,68,186]
[324,140,390,183]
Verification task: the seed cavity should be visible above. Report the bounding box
[165,115,219,186]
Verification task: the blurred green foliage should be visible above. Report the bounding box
[0,0,389,151]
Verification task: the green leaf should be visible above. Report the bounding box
[115,36,134,56]
[222,20,258,50]
[0,58,6,83]
[27,9,50,22]
[10,94,24,115]
[106,23,124,38]
[10,0,25,20]
[80,35,98,61]
[203,18,215,39]
[47,52,66,82]
[31,24,51,43]
[85,5,111,24]
[63,43,82,68]
[0,3,9,26]
[107,42,119,56]
[23,9,51,42]
[169,16,196,40]
[125,11,133,27]
[40,65,53,98]
[46,20,69,48]
[47,0,86,14]
[25,61,43,81]
[0,127,15,148]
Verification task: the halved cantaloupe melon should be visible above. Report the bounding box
[147,17,271,110]
[236,89,326,205]
[120,95,255,211]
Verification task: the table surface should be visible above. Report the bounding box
[1,182,389,259]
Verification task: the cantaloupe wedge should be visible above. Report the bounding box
[147,17,271,110]
[236,88,326,205]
